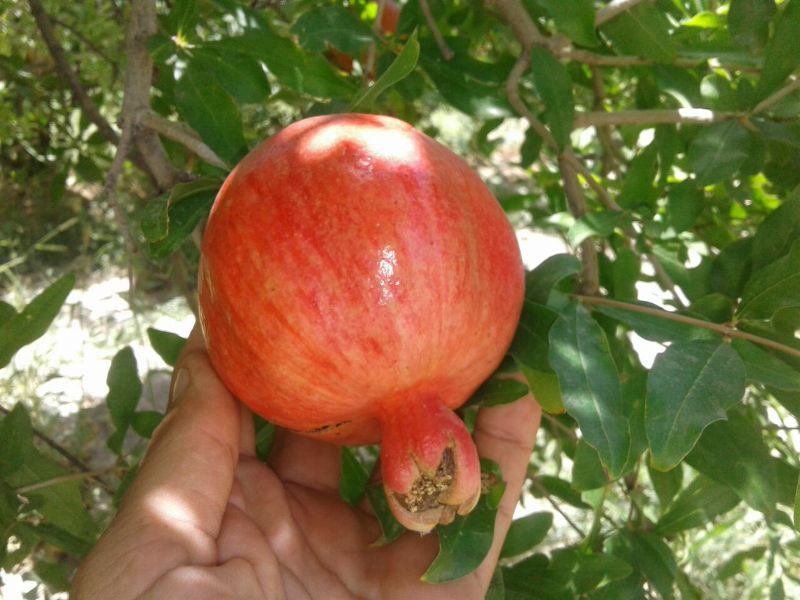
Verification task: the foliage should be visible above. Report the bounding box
[2,0,800,596]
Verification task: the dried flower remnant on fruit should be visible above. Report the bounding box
[399,449,455,513]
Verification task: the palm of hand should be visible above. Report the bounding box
[72,333,540,599]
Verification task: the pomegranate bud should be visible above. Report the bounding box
[379,396,481,533]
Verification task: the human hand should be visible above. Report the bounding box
[72,326,541,599]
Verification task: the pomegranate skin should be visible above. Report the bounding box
[198,114,523,530]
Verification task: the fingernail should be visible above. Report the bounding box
[169,367,190,410]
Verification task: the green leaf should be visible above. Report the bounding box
[211,29,355,99]
[106,346,142,452]
[149,178,219,259]
[646,339,746,471]
[0,273,75,368]
[685,410,777,517]
[33,522,93,556]
[733,339,800,391]
[600,2,677,63]
[0,403,33,477]
[718,546,768,580]
[655,474,741,535]
[422,469,505,583]
[339,447,373,506]
[292,6,373,55]
[572,438,609,490]
[710,237,754,299]
[147,327,188,367]
[728,0,775,52]
[191,47,271,104]
[533,475,590,509]
[500,511,553,559]
[130,411,164,439]
[617,143,660,210]
[529,47,574,151]
[535,0,598,47]
[574,552,633,594]
[687,121,752,185]
[509,301,558,372]
[140,195,169,243]
[594,301,714,343]
[739,238,800,320]
[7,448,98,541]
[175,63,247,165]
[254,416,276,462]
[756,0,800,100]
[365,483,405,545]
[667,181,704,233]
[525,253,582,305]
[751,189,800,270]
[549,303,630,478]
[0,301,16,327]
[567,211,627,247]
[648,462,683,511]
[794,473,800,531]
[351,29,419,111]
[518,364,564,414]
[469,377,529,408]
[520,125,543,167]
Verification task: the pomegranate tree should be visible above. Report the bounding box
[198,113,524,532]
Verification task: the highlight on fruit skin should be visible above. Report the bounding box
[198,113,524,533]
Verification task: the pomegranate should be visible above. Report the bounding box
[198,113,524,532]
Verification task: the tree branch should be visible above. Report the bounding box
[595,0,648,27]
[751,76,800,115]
[139,110,228,170]
[419,0,454,60]
[574,108,740,128]
[575,294,800,360]
[27,0,119,145]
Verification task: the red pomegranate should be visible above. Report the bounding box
[198,113,524,532]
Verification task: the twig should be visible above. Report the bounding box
[119,0,178,191]
[574,108,739,128]
[751,77,800,115]
[542,413,577,441]
[139,110,228,170]
[574,294,800,360]
[27,0,119,145]
[418,0,454,60]
[0,217,80,275]
[529,475,587,537]
[0,404,114,495]
[595,0,648,27]
[16,470,109,495]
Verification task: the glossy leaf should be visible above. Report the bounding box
[756,0,800,100]
[106,346,142,453]
[572,438,608,491]
[0,273,75,368]
[191,47,271,104]
[291,6,373,55]
[593,301,712,343]
[549,302,630,478]
[339,447,373,506]
[0,301,15,328]
[646,339,745,471]
[686,121,752,185]
[685,410,777,517]
[351,30,419,111]
[535,0,597,47]
[509,301,558,372]
[567,210,627,247]
[422,462,505,583]
[130,411,163,439]
[738,238,800,320]
[0,403,33,477]
[518,364,564,414]
[175,62,247,165]
[728,0,775,52]
[469,377,529,407]
[794,474,800,531]
[617,143,659,210]
[364,483,404,545]
[524,254,581,305]
[710,237,754,299]
[667,181,704,233]
[600,2,676,63]
[500,511,553,559]
[648,462,683,511]
[530,47,574,151]
[732,339,800,391]
[147,328,188,368]
[751,190,800,270]
[533,475,590,509]
[574,552,633,594]
[655,474,741,535]
[148,179,219,259]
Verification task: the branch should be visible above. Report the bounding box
[27,0,119,145]
[574,108,740,128]
[575,294,800,360]
[595,0,648,27]
[139,110,228,170]
[751,77,800,115]
[419,0,454,60]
